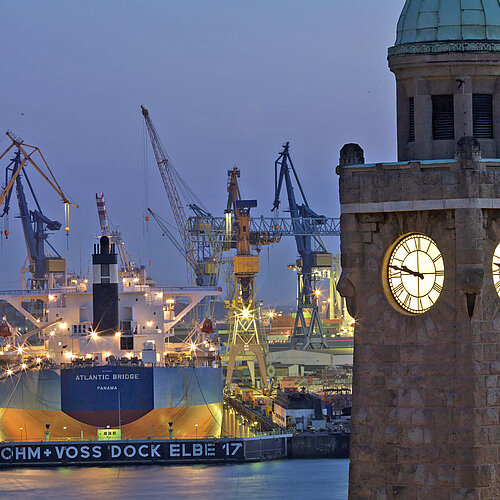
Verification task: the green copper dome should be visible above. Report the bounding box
[395,0,500,45]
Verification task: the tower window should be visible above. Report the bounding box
[101,263,110,277]
[432,95,454,140]
[409,97,415,142]
[473,94,493,139]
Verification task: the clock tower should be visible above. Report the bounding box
[339,1,500,498]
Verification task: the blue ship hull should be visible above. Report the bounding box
[0,365,223,440]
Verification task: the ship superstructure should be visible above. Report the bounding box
[0,237,223,441]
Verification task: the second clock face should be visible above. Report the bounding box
[387,233,444,314]
[493,243,500,297]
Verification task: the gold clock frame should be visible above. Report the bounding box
[382,233,445,315]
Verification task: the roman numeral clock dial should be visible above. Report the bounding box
[492,243,500,297]
[386,233,445,314]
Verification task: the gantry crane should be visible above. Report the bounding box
[225,167,268,389]
[0,131,77,289]
[272,142,330,349]
[186,153,341,349]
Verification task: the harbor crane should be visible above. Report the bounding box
[225,167,268,389]
[0,131,77,289]
[186,146,341,350]
[141,105,226,329]
[141,106,220,288]
[188,154,340,349]
[272,141,330,350]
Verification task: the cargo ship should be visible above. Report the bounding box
[0,236,223,441]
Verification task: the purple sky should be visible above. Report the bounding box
[0,0,405,306]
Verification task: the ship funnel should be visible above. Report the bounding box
[92,236,119,336]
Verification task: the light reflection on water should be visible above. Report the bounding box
[0,459,349,499]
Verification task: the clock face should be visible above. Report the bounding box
[493,243,500,297]
[387,233,444,314]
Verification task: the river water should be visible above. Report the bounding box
[0,459,349,499]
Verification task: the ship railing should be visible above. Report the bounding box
[120,285,149,293]
[152,286,222,294]
[5,430,288,443]
[0,359,221,374]
[116,286,222,295]
[0,286,81,297]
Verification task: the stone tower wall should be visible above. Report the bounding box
[339,155,500,498]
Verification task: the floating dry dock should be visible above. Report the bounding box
[0,435,292,467]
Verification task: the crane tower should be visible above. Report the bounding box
[225,168,267,389]
[273,142,329,350]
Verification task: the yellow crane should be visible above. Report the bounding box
[0,131,77,288]
[224,168,268,389]
[0,131,77,209]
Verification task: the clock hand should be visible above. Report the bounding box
[389,264,404,273]
[390,264,424,280]
[401,265,424,280]
[494,262,500,268]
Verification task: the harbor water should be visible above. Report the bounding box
[0,459,349,499]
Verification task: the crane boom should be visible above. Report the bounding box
[95,193,110,236]
[95,193,141,276]
[141,106,202,284]
[3,132,78,208]
[148,208,199,272]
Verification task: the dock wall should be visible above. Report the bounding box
[287,432,349,459]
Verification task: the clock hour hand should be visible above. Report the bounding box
[390,264,424,280]
[401,265,424,280]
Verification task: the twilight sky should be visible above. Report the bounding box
[0,0,405,306]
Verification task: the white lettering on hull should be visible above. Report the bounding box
[74,374,140,382]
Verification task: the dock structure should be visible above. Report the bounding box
[0,435,291,467]
[223,394,277,433]
[287,431,349,459]
[0,431,352,467]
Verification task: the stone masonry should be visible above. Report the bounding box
[338,145,500,499]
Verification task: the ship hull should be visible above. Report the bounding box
[0,366,223,441]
